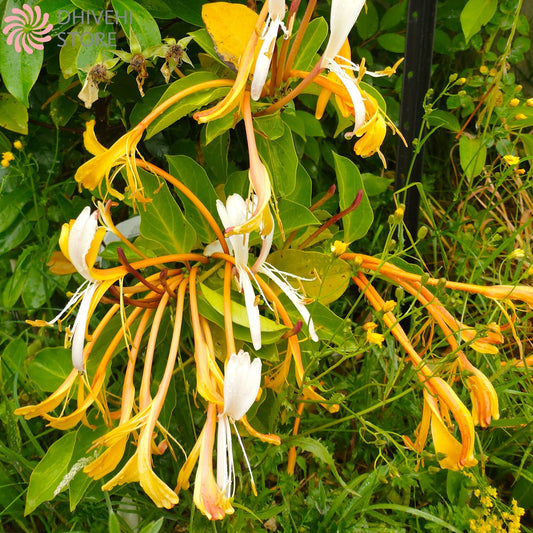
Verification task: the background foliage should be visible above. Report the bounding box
[0,0,532,531]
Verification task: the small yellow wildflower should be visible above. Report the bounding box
[489,68,498,76]
[382,300,396,313]
[457,77,466,84]
[503,155,520,166]
[394,206,405,220]
[331,240,348,256]
[509,98,520,107]
[363,322,385,346]
[508,249,525,260]
[527,98,533,107]
[1,151,15,167]
[479,65,488,75]
[514,113,527,120]
[13,140,23,150]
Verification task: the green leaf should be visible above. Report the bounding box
[293,17,328,71]
[357,1,379,40]
[204,112,234,145]
[460,0,498,43]
[59,28,84,79]
[22,264,48,309]
[256,123,298,197]
[0,217,32,253]
[27,347,72,393]
[275,199,319,241]
[166,154,219,243]
[332,153,373,242]
[50,95,78,127]
[67,424,107,510]
[198,284,287,346]
[381,2,407,31]
[520,134,533,157]
[0,93,28,134]
[426,109,461,132]
[459,136,486,179]
[0,0,44,106]
[289,436,347,488]
[267,249,351,306]
[139,169,197,254]
[146,71,230,138]
[75,21,116,69]
[111,0,161,50]
[286,164,312,205]
[376,33,405,53]
[0,186,31,232]
[361,173,392,197]
[25,432,77,515]
[108,512,121,533]
[139,518,165,533]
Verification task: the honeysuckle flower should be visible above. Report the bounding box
[28,207,119,371]
[320,1,366,128]
[405,377,477,471]
[464,366,500,428]
[177,403,235,520]
[217,350,261,498]
[204,194,317,349]
[251,0,288,100]
[75,120,145,203]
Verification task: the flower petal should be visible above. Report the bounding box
[223,350,262,421]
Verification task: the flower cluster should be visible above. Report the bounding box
[15,0,533,523]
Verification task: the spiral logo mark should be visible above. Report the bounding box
[3,4,53,54]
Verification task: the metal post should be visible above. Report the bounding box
[395,0,438,242]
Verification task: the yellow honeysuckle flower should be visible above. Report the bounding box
[14,369,79,419]
[459,323,503,355]
[465,367,500,428]
[353,95,388,166]
[194,404,235,520]
[75,120,145,202]
[406,385,477,471]
[102,447,179,509]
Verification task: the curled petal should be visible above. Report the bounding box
[223,350,262,421]
[322,0,366,64]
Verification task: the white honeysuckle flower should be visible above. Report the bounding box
[251,0,288,100]
[223,350,262,421]
[321,0,367,135]
[321,0,366,65]
[204,194,318,349]
[217,351,262,498]
[44,207,107,371]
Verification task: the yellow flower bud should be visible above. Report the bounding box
[479,65,488,75]
[331,240,348,256]
[457,77,466,85]
[1,159,9,168]
[514,113,527,120]
[527,98,533,107]
[13,140,23,150]
[509,98,520,107]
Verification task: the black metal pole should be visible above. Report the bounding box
[395,0,438,242]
